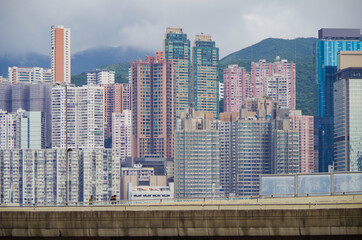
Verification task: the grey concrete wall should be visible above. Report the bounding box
[0,208,361,237]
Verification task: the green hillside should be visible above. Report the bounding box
[221,37,316,65]
[72,37,317,116]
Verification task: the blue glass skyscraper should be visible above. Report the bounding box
[316,28,361,172]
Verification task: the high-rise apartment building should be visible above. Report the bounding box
[334,51,362,172]
[213,99,301,196]
[87,70,115,85]
[8,67,52,84]
[251,58,296,110]
[0,109,23,149]
[82,149,122,202]
[212,112,239,196]
[251,59,269,99]
[272,118,299,174]
[0,149,79,205]
[290,110,316,173]
[316,28,361,172]
[234,119,272,196]
[103,83,131,141]
[223,65,250,112]
[51,25,71,84]
[192,35,219,118]
[112,110,132,161]
[164,27,191,118]
[52,85,104,149]
[174,108,220,198]
[20,112,45,149]
[264,74,292,109]
[0,148,122,205]
[0,83,52,147]
[213,102,274,197]
[0,109,46,149]
[131,55,174,158]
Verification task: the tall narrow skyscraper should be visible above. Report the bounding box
[131,55,174,158]
[192,35,219,118]
[316,28,361,172]
[164,27,191,118]
[334,51,362,172]
[51,25,71,84]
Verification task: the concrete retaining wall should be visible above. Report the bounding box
[0,208,361,237]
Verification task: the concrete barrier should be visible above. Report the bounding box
[0,195,361,237]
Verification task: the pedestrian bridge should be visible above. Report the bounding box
[0,195,361,238]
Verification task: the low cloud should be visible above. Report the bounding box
[0,0,361,58]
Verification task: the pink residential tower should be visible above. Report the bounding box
[223,65,251,112]
[290,110,316,173]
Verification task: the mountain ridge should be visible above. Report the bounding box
[0,37,317,116]
[0,46,151,77]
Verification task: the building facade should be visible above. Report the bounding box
[87,70,115,85]
[218,82,224,101]
[131,55,174,158]
[127,182,174,201]
[51,85,104,149]
[164,27,191,118]
[103,83,131,141]
[251,58,296,110]
[0,83,52,147]
[290,110,316,173]
[174,108,221,198]
[51,25,71,84]
[0,109,46,149]
[334,52,362,171]
[112,110,132,161]
[213,99,301,197]
[8,67,52,84]
[223,65,250,112]
[0,148,122,205]
[82,149,122,202]
[192,35,219,118]
[272,119,299,174]
[316,28,361,172]
[0,109,23,149]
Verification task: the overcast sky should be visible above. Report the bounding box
[1,0,361,58]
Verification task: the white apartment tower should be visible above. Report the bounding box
[8,67,52,84]
[51,25,71,84]
[52,85,104,149]
[87,70,115,85]
[0,109,22,149]
[112,110,132,160]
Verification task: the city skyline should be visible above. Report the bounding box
[0,2,361,238]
